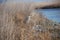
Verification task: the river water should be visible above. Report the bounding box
[37,8,60,23]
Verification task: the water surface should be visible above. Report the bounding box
[37,8,60,23]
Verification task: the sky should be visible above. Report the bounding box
[0,0,59,3]
[33,0,56,2]
[0,0,2,2]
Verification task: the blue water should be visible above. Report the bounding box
[37,9,60,23]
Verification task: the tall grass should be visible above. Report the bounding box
[0,0,60,40]
[0,0,35,40]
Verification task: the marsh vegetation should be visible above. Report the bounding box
[0,0,60,40]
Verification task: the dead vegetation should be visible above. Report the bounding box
[0,0,60,40]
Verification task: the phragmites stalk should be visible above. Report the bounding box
[0,0,60,40]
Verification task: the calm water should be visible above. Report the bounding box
[37,8,60,23]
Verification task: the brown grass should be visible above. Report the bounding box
[0,0,60,40]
